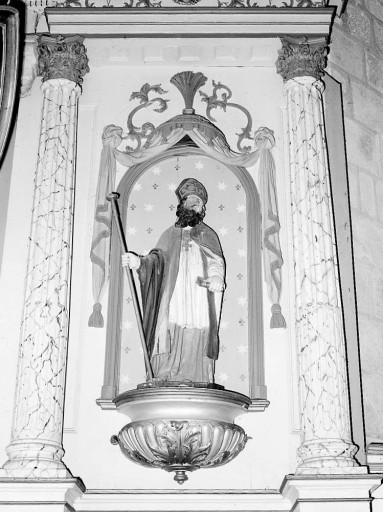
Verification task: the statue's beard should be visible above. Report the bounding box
[175,204,205,228]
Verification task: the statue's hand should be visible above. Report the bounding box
[121,252,140,270]
[205,275,224,293]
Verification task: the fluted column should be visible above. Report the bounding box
[2,35,89,478]
[277,36,365,474]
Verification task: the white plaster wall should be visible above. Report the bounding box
[61,38,300,490]
[0,38,300,491]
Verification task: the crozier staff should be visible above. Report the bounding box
[122,178,225,383]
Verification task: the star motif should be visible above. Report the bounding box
[127,227,137,236]
[130,204,136,211]
[236,204,245,213]
[123,346,131,354]
[237,296,247,306]
[126,297,132,304]
[217,182,227,191]
[237,273,243,280]
[239,374,246,382]
[169,204,175,211]
[121,374,131,385]
[237,344,248,354]
[168,183,177,192]
[195,161,204,170]
[236,184,242,191]
[238,318,246,327]
[218,204,225,211]
[147,227,153,234]
[220,344,226,352]
[238,226,244,233]
[144,203,154,212]
[218,372,228,383]
[237,249,246,258]
[133,183,142,191]
[220,320,229,330]
[218,227,228,236]
[123,320,133,330]
[152,183,159,190]
[152,166,162,175]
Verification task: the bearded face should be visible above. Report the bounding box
[175,195,206,228]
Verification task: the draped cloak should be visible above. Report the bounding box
[137,222,224,366]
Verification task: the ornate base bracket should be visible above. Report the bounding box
[112,387,251,484]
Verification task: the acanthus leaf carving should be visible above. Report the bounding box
[112,419,248,484]
[37,34,89,85]
[276,35,328,82]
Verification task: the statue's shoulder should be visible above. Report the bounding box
[192,223,222,256]
[156,225,180,251]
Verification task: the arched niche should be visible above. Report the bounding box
[98,142,267,411]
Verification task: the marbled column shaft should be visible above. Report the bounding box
[2,79,80,477]
[285,76,364,474]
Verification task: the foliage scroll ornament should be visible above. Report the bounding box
[200,81,254,154]
[125,83,169,152]
[37,34,89,85]
[111,419,248,484]
[53,0,325,7]
[276,35,328,82]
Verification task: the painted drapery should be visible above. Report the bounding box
[89,119,285,329]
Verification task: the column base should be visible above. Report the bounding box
[297,439,365,474]
[281,474,382,512]
[0,477,85,512]
[1,440,72,479]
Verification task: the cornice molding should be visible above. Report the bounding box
[45,7,335,37]
[38,34,90,85]
[276,35,328,81]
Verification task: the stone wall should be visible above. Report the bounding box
[328,0,383,445]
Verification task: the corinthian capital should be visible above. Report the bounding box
[276,36,328,82]
[38,34,90,85]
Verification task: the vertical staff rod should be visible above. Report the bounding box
[107,192,154,381]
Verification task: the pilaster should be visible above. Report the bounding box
[277,36,365,474]
[1,34,89,478]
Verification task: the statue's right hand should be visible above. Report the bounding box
[121,252,140,270]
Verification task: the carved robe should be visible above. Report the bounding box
[137,222,224,383]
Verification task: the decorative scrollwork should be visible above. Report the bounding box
[200,81,254,154]
[281,0,323,6]
[123,0,161,7]
[172,0,201,5]
[126,83,169,152]
[217,0,257,7]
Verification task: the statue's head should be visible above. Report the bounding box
[175,178,207,228]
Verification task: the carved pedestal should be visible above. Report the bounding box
[112,387,250,484]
